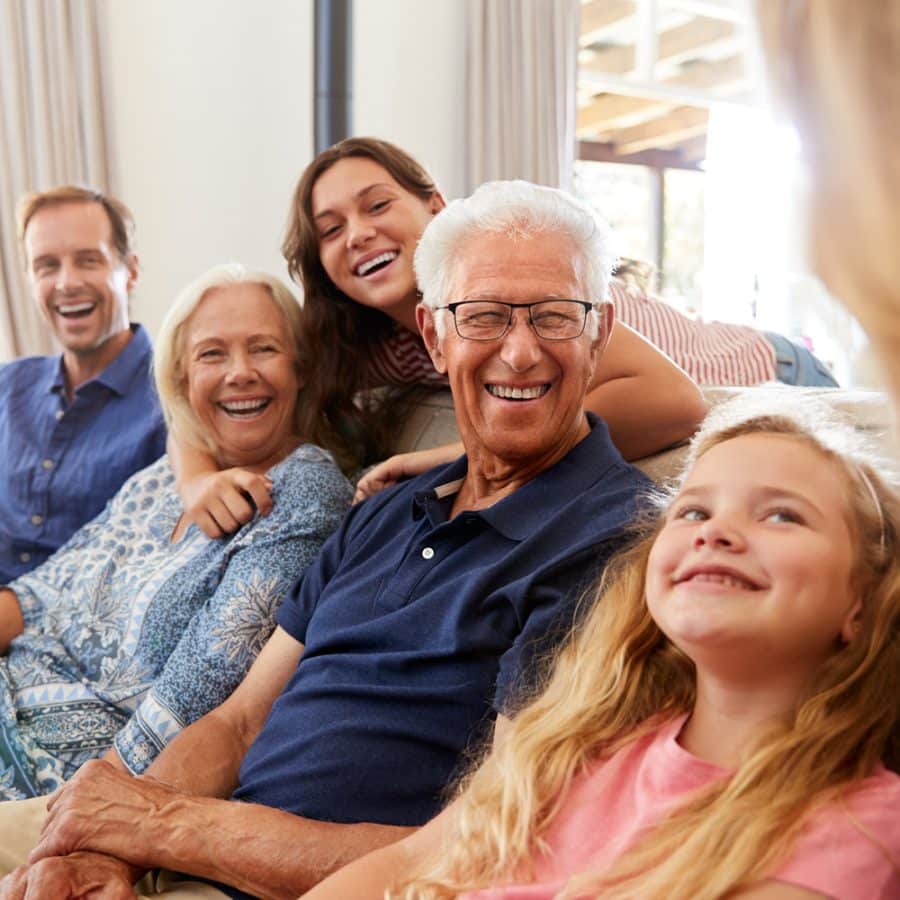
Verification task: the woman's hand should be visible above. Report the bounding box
[353,443,464,504]
[181,468,273,539]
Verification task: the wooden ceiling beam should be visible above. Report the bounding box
[582,16,737,75]
[579,0,636,47]
[577,55,745,135]
[669,133,709,165]
[578,140,703,171]
[577,94,667,133]
[599,105,709,154]
[616,121,709,155]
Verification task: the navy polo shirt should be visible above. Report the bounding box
[0,324,167,583]
[231,415,652,837]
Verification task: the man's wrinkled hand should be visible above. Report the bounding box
[0,850,137,900]
[28,760,174,868]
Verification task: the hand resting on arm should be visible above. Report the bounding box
[169,434,273,538]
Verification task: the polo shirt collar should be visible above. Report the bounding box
[415,413,624,541]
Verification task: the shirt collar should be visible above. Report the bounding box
[93,324,153,395]
[413,413,627,541]
[50,324,153,398]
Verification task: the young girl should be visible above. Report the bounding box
[178,138,705,534]
[302,396,900,899]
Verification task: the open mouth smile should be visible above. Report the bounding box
[485,383,551,401]
[55,301,97,319]
[354,251,399,277]
[675,567,762,591]
[217,398,272,418]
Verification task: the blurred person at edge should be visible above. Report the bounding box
[756,1,900,413]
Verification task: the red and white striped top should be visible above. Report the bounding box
[368,323,449,388]
[609,280,777,386]
[366,282,778,389]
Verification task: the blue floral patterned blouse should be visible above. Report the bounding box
[0,444,351,799]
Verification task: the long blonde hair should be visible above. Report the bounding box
[755,1,900,404]
[394,403,900,899]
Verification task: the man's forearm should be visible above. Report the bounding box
[131,794,413,900]
[139,705,249,798]
[0,588,25,653]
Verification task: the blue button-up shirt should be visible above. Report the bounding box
[0,324,167,582]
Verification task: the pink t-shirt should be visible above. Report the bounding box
[462,716,900,900]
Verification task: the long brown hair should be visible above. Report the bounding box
[394,407,900,898]
[282,137,439,471]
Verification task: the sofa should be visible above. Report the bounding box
[391,386,897,483]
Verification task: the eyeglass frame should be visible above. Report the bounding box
[433,299,598,342]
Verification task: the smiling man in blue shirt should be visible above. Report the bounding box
[0,187,167,583]
[0,181,658,899]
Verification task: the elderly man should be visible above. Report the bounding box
[0,187,166,583]
[0,181,654,899]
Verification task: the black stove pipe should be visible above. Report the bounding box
[314,0,353,153]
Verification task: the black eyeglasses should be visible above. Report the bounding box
[435,300,594,341]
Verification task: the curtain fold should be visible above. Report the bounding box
[466,0,579,193]
[0,0,110,360]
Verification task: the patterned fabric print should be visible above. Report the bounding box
[0,445,352,798]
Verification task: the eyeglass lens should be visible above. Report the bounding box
[453,300,587,340]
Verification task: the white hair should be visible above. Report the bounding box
[414,180,616,338]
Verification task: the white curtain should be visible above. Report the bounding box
[0,0,110,360]
[466,0,579,192]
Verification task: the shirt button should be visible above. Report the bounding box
[421,546,435,560]
[42,459,54,470]
[19,552,31,563]
[31,514,43,525]
[55,409,64,420]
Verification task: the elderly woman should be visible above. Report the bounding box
[0,263,352,801]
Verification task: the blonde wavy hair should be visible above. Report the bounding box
[755,1,900,405]
[393,398,900,899]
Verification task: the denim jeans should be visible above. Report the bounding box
[764,331,839,387]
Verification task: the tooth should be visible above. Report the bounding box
[58,302,94,314]
[357,251,397,276]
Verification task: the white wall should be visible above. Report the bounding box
[99,0,315,338]
[99,0,467,338]
[354,0,467,201]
